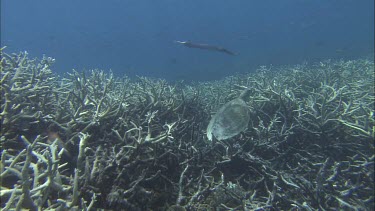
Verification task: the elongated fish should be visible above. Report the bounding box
[175,40,237,55]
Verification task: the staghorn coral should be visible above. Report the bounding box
[1,48,374,210]
[1,50,58,147]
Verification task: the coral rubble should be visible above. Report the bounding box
[1,49,374,210]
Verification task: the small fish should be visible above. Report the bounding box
[47,130,72,158]
[175,40,237,55]
[335,48,347,54]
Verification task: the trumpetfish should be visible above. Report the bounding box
[175,40,237,55]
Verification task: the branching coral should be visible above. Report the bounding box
[1,51,58,146]
[1,48,373,210]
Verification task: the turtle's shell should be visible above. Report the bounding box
[207,97,250,141]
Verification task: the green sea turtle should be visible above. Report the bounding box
[207,89,251,141]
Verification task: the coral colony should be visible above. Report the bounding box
[1,48,374,210]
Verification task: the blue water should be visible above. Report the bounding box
[1,0,374,81]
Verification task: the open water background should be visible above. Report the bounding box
[1,0,374,81]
